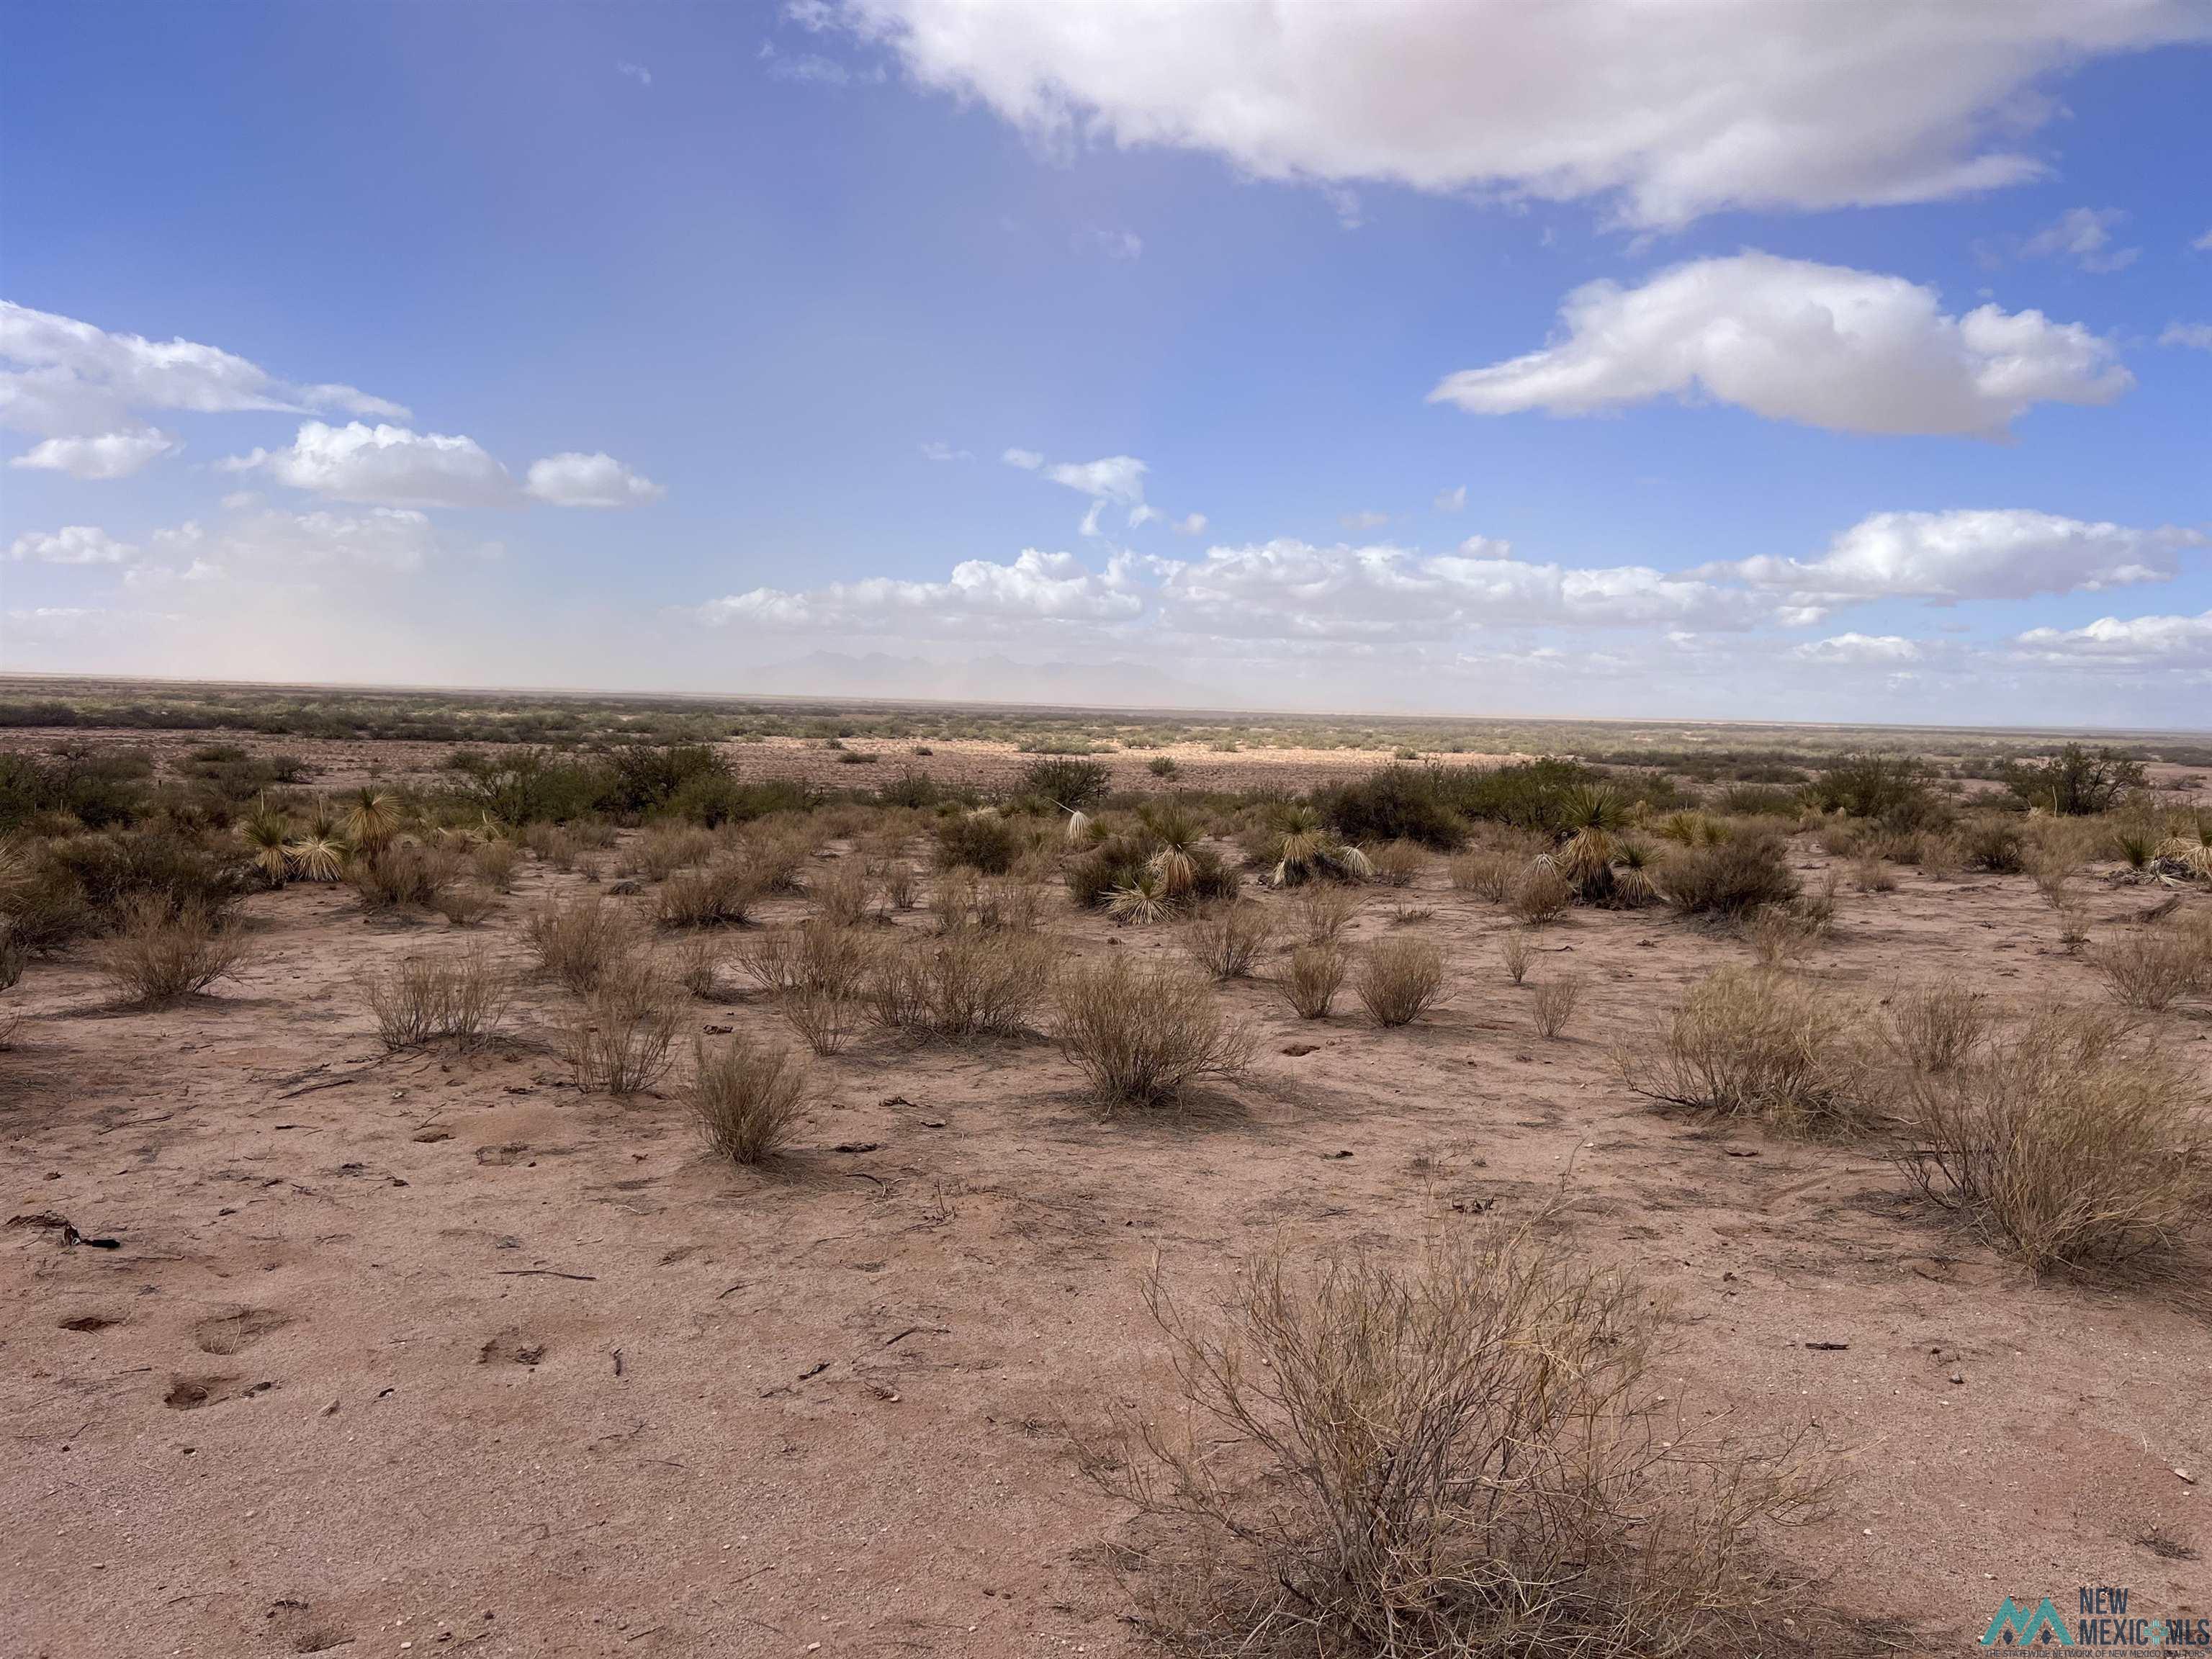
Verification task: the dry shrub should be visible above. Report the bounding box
[526,895,643,994]
[778,984,860,1056]
[2026,848,2079,911]
[1101,1226,1827,1658]
[742,825,813,894]
[1183,902,1276,980]
[472,839,521,892]
[1296,884,1362,945]
[1744,903,1820,968]
[811,857,875,927]
[556,956,684,1096]
[1499,930,1532,986]
[1850,852,1894,893]
[655,859,759,929]
[1917,832,1964,881]
[361,949,511,1050]
[626,824,714,881]
[1368,840,1425,889]
[737,920,874,999]
[431,884,498,927]
[1277,942,1346,1019]
[1624,967,1866,1133]
[673,933,724,998]
[866,927,1056,1038]
[878,858,919,912]
[97,897,245,1006]
[2092,927,2206,1012]
[1052,956,1254,1108]
[1448,850,1518,902]
[1663,830,1797,921]
[1355,937,1447,1028]
[1508,861,1573,926]
[1887,984,1988,1074]
[688,1035,807,1164]
[347,840,459,912]
[1899,1007,2210,1273]
[1531,974,1584,1040]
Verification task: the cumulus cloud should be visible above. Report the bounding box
[1429,254,2132,437]
[920,441,973,461]
[1791,632,1925,664]
[2012,609,2212,667]
[1044,454,1147,505]
[1705,509,2198,605]
[1434,485,1466,512]
[2019,206,2139,272]
[523,451,665,508]
[9,428,179,480]
[140,505,448,576]
[1340,509,1390,532]
[1001,447,1044,469]
[7,525,136,565]
[616,60,652,86]
[1172,513,1208,536]
[1076,227,1143,261]
[223,421,513,509]
[2161,323,2212,350]
[0,300,406,441]
[697,548,1144,632]
[830,0,2206,228]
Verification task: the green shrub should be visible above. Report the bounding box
[2002,744,2146,816]
[1020,757,1112,810]
[1316,765,1467,851]
[1663,828,1799,920]
[935,811,1022,874]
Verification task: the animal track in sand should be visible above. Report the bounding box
[193,1306,293,1355]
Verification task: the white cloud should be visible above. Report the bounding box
[1043,454,1147,505]
[617,60,652,86]
[523,451,665,508]
[1430,253,2132,437]
[144,505,448,575]
[1791,632,1925,664]
[9,428,179,480]
[2194,228,2212,252]
[7,525,136,565]
[1172,512,1208,536]
[698,547,1144,631]
[2160,323,2212,350]
[1434,485,1466,512]
[1340,509,1390,532]
[2019,206,2139,272]
[1076,227,1143,261]
[832,0,2206,228]
[1706,509,2198,604]
[224,421,513,509]
[2012,610,2212,667]
[1001,446,1044,469]
[920,441,973,461]
[0,300,406,440]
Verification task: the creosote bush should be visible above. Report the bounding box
[348,840,460,912]
[361,950,512,1050]
[1531,974,1584,1040]
[1899,1007,2210,1273]
[556,956,685,1096]
[1662,829,1797,921]
[1508,861,1573,925]
[1098,1226,1829,1658]
[687,1035,807,1164]
[1355,937,1447,1028]
[1499,929,1532,985]
[1295,884,1362,945]
[1182,902,1276,980]
[655,858,760,929]
[2092,927,2207,1012]
[1624,966,1866,1133]
[1277,941,1346,1020]
[526,894,643,994]
[866,927,1056,1039]
[1887,984,1988,1074]
[97,896,245,1006]
[1052,956,1254,1109]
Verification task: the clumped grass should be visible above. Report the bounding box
[1531,974,1584,1040]
[526,894,643,994]
[361,949,511,1050]
[1508,860,1573,925]
[1448,850,1519,902]
[1277,942,1346,1019]
[2092,927,2206,1012]
[96,896,245,1006]
[688,1035,808,1164]
[1295,884,1362,945]
[1499,930,1532,985]
[1052,956,1254,1108]
[1182,902,1276,980]
[1624,967,1866,1133]
[1850,852,1894,893]
[866,927,1056,1038]
[1368,840,1425,888]
[556,956,685,1096]
[431,884,498,927]
[1355,937,1447,1028]
[672,933,724,998]
[347,840,460,912]
[655,858,759,928]
[1099,1226,1829,1658]
[1887,984,1988,1074]
[471,837,521,892]
[1899,1007,2210,1273]
[811,857,874,927]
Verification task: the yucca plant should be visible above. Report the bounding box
[240,800,292,886]
[1105,869,1174,926]
[1555,785,1627,902]
[344,787,400,851]
[1611,838,1664,907]
[1264,805,1372,888]
[285,830,349,883]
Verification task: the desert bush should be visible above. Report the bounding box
[1182,902,1276,980]
[624,823,715,881]
[811,858,874,927]
[556,956,685,1096]
[1887,984,1989,1074]
[1318,765,1467,851]
[1020,756,1112,811]
[1624,967,1866,1133]
[1899,1007,2209,1272]
[687,1035,807,1164]
[471,837,521,892]
[25,825,251,947]
[2002,743,2146,816]
[1051,956,1254,1108]
[1367,839,1426,888]
[1447,850,1517,901]
[655,858,759,929]
[1499,930,1532,985]
[1918,832,1964,881]
[673,933,724,998]
[1277,942,1346,1019]
[526,894,643,994]
[1745,902,1822,968]
[361,949,511,1050]
[348,840,460,912]
[431,883,498,927]
[1355,937,1447,1028]
[2092,927,2206,1012]
[1960,817,2026,874]
[1507,860,1573,925]
[1294,884,1362,945]
[866,927,1056,1038]
[96,897,245,1006]
[1806,752,1939,829]
[1851,852,1894,893]
[1531,974,1584,1040]
[935,811,1022,875]
[736,920,873,998]
[878,858,919,911]
[1102,1228,1827,1658]
[1663,828,1798,920]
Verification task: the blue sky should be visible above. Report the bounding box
[3,0,2208,724]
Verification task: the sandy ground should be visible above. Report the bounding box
[4,817,2211,1655]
